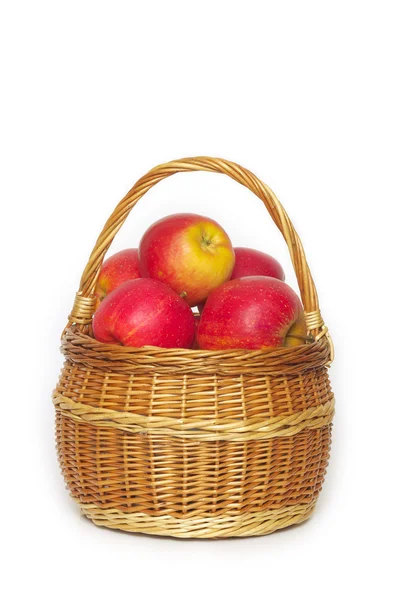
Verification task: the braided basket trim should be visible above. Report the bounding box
[80,501,316,538]
[53,393,334,441]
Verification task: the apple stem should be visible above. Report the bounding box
[180,291,187,298]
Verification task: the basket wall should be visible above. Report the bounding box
[54,329,334,538]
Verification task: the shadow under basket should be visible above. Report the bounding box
[53,157,335,539]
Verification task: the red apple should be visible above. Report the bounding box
[197,276,307,350]
[138,213,235,306]
[94,249,141,307]
[231,247,285,281]
[93,279,195,348]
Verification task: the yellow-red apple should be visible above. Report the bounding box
[231,247,285,280]
[197,276,307,350]
[94,248,141,307]
[138,213,235,306]
[93,279,195,348]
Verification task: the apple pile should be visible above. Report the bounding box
[92,213,307,350]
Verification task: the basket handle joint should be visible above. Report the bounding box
[68,292,96,326]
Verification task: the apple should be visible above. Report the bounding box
[197,276,307,350]
[196,248,284,314]
[94,249,141,307]
[231,247,285,281]
[93,279,196,348]
[138,213,235,306]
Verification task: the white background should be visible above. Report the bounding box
[1,1,397,598]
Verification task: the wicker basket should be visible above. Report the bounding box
[53,157,334,538]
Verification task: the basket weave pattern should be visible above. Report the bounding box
[54,157,334,538]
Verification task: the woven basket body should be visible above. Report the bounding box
[54,157,334,538]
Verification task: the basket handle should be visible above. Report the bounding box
[67,156,332,353]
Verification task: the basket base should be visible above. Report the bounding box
[79,501,316,539]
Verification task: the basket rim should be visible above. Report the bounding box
[61,326,331,376]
